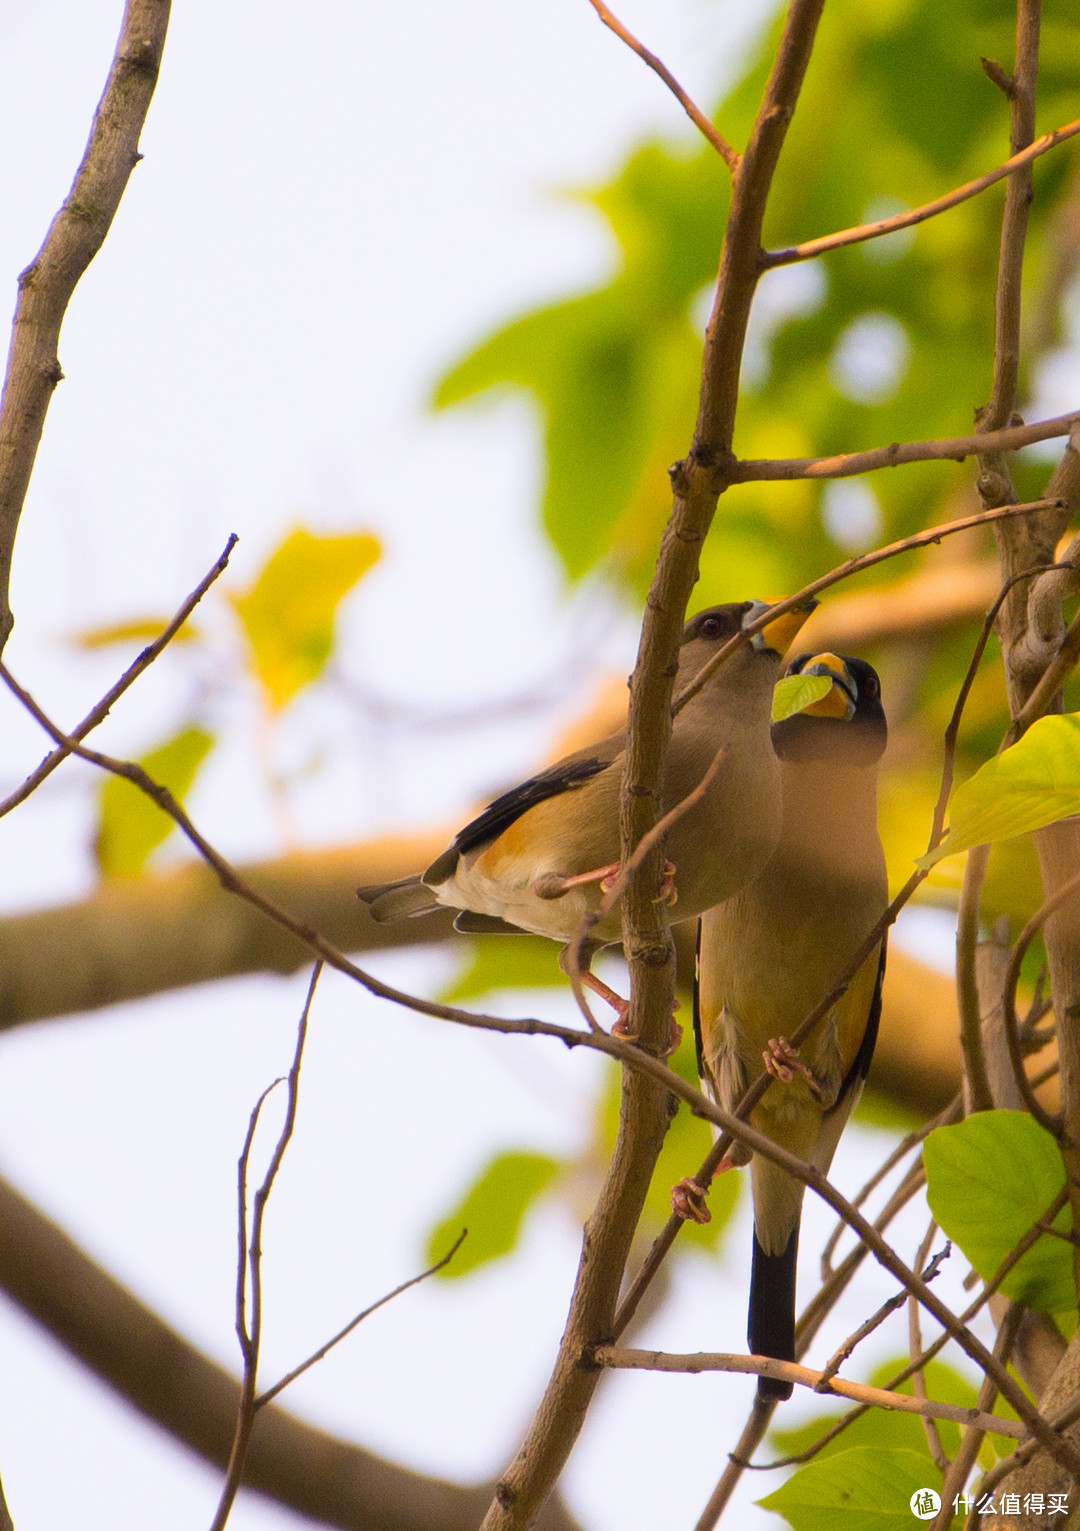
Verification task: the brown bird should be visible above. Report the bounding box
[679,652,888,1400]
[358,599,816,1022]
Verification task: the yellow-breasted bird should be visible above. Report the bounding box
[684,652,888,1401]
[357,599,816,1022]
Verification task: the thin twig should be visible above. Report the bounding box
[673,498,1060,713]
[1002,873,1080,1136]
[590,1346,1026,1438]
[210,962,320,1531]
[0,535,236,820]
[586,0,738,169]
[819,1243,948,1393]
[731,416,1078,482]
[254,1230,468,1409]
[0,0,172,652]
[761,117,1080,269]
[908,1223,950,1472]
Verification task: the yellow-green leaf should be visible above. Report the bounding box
[95,726,214,878]
[759,1446,940,1529]
[919,714,1080,869]
[231,527,380,709]
[772,671,833,723]
[71,617,201,648]
[424,1151,561,1278]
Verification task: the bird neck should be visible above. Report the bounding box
[773,759,883,891]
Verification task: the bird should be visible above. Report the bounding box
[676,651,888,1402]
[357,598,817,1027]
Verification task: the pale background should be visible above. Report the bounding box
[0,2,974,1527]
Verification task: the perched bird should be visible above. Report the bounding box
[680,652,888,1401]
[358,599,816,1022]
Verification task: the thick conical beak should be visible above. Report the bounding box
[797,652,857,718]
[747,597,818,657]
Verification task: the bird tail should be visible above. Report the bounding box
[748,1223,799,1402]
[356,876,440,922]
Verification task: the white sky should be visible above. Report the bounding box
[0,4,978,1530]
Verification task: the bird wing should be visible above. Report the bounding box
[423,738,620,886]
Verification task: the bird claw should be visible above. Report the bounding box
[612,1013,682,1057]
[764,1037,826,1102]
[671,1176,711,1224]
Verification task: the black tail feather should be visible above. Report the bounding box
[748,1224,799,1402]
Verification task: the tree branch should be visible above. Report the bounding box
[762,116,1080,268]
[590,1346,1026,1440]
[731,410,1079,481]
[586,0,738,169]
[0,0,171,654]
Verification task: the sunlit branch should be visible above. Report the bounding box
[591,1346,1026,1438]
[731,413,1079,482]
[586,0,738,169]
[761,117,1080,269]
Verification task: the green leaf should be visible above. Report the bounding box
[759,1446,939,1529]
[95,726,214,878]
[919,715,1080,868]
[231,526,380,709]
[923,1111,1074,1313]
[441,934,563,1001]
[424,1151,561,1279]
[772,672,833,723]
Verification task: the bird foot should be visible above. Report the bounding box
[764,1037,826,1102]
[654,859,678,906]
[612,1012,682,1056]
[671,1177,711,1224]
[670,1150,738,1223]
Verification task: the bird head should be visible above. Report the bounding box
[679,597,819,686]
[772,653,887,766]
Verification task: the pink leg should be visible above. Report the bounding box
[764,1036,826,1102]
[534,859,678,903]
[670,1153,740,1224]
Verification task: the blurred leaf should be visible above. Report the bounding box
[95,726,214,878]
[71,617,200,649]
[923,1111,1074,1313]
[773,672,833,723]
[758,1446,938,1529]
[231,527,380,709]
[441,934,562,1001]
[921,715,1080,868]
[424,1151,561,1279]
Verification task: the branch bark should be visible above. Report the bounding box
[0,0,171,654]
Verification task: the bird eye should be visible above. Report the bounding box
[700,615,723,638]
[864,674,879,698]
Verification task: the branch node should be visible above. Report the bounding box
[981,56,1017,98]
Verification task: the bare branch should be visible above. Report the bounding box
[591,1346,1026,1439]
[732,412,1079,481]
[762,117,1080,269]
[586,0,738,169]
[0,534,236,820]
[211,963,320,1531]
[0,0,171,653]
[255,1230,468,1411]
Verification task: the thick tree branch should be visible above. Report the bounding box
[0,0,171,654]
[0,1172,581,1531]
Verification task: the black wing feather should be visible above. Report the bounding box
[423,753,609,885]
